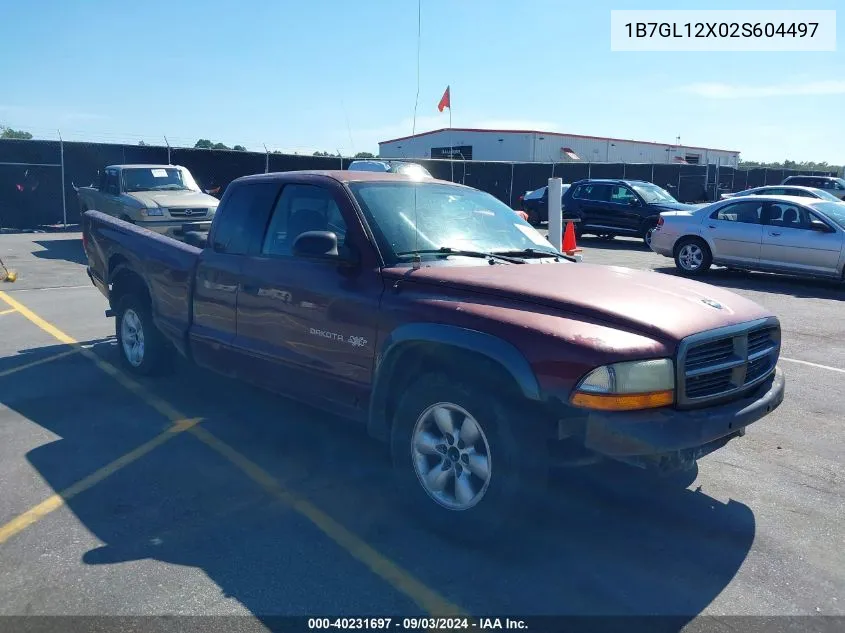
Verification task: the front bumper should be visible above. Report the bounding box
[136,219,213,235]
[581,366,785,458]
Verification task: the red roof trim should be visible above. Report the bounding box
[378,127,740,154]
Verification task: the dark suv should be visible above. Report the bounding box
[781,175,845,200]
[562,179,703,247]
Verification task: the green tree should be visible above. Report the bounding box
[211,142,230,150]
[313,151,331,157]
[354,151,375,158]
[0,126,33,140]
[138,140,148,146]
[233,144,247,151]
[194,139,214,149]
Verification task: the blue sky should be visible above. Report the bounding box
[0,0,842,162]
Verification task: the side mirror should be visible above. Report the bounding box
[628,198,640,206]
[810,221,834,233]
[292,231,359,266]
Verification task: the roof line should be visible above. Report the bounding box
[378,127,740,154]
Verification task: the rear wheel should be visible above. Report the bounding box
[674,238,712,276]
[390,373,548,542]
[115,294,172,375]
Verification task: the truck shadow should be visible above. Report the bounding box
[654,266,845,301]
[31,238,87,266]
[9,340,755,624]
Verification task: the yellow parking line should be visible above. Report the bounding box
[0,289,466,616]
[0,348,81,379]
[0,418,202,546]
[0,308,16,316]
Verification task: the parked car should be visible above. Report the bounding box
[780,175,845,200]
[721,185,842,201]
[562,179,705,247]
[77,165,219,237]
[520,184,571,226]
[650,195,845,279]
[348,160,433,179]
[82,170,785,539]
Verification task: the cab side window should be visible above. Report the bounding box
[262,184,347,257]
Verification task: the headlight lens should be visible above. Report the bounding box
[570,359,674,411]
[141,207,164,217]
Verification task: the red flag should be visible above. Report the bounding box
[437,86,451,112]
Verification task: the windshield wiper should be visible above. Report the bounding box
[491,248,572,261]
[395,247,525,264]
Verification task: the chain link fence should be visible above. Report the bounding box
[0,139,836,231]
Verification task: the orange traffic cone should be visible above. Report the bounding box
[562,220,581,255]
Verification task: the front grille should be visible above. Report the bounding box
[678,319,780,407]
[169,208,208,218]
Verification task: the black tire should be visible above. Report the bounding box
[390,373,548,543]
[641,220,658,247]
[114,294,172,376]
[674,237,712,276]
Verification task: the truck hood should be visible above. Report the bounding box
[393,262,773,342]
[128,190,219,209]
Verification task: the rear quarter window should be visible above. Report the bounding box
[212,182,280,255]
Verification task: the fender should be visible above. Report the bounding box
[367,323,542,441]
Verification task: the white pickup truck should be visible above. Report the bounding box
[77,164,219,236]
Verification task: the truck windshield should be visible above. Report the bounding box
[122,167,201,193]
[349,182,561,261]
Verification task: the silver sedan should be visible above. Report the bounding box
[650,195,845,280]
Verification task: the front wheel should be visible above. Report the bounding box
[674,238,712,276]
[390,373,548,542]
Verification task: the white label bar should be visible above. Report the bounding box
[610,10,836,52]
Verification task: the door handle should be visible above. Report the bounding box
[707,225,716,229]
[769,232,781,236]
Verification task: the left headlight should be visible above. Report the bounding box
[140,207,164,217]
[570,359,674,411]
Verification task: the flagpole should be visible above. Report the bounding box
[449,104,454,182]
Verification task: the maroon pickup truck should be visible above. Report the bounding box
[82,170,785,537]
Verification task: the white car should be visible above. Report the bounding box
[720,185,841,201]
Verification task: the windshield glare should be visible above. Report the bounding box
[631,183,677,204]
[122,167,201,192]
[350,183,560,259]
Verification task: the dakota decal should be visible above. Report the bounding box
[309,328,368,348]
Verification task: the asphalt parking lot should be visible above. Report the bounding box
[0,232,843,628]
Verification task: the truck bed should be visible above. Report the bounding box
[82,210,202,351]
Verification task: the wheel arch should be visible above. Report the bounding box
[108,257,152,312]
[367,324,542,442]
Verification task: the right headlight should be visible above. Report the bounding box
[570,358,675,411]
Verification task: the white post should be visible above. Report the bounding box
[164,136,171,164]
[547,177,562,252]
[58,130,67,227]
[264,144,269,173]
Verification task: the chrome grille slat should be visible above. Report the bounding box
[677,318,781,408]
[169,208,208,218]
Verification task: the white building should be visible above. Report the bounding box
[378,128,740,167]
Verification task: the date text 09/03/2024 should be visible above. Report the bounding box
[307,618,527,630]
[623,21,819,39]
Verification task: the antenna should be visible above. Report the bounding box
[412,0,421,135]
